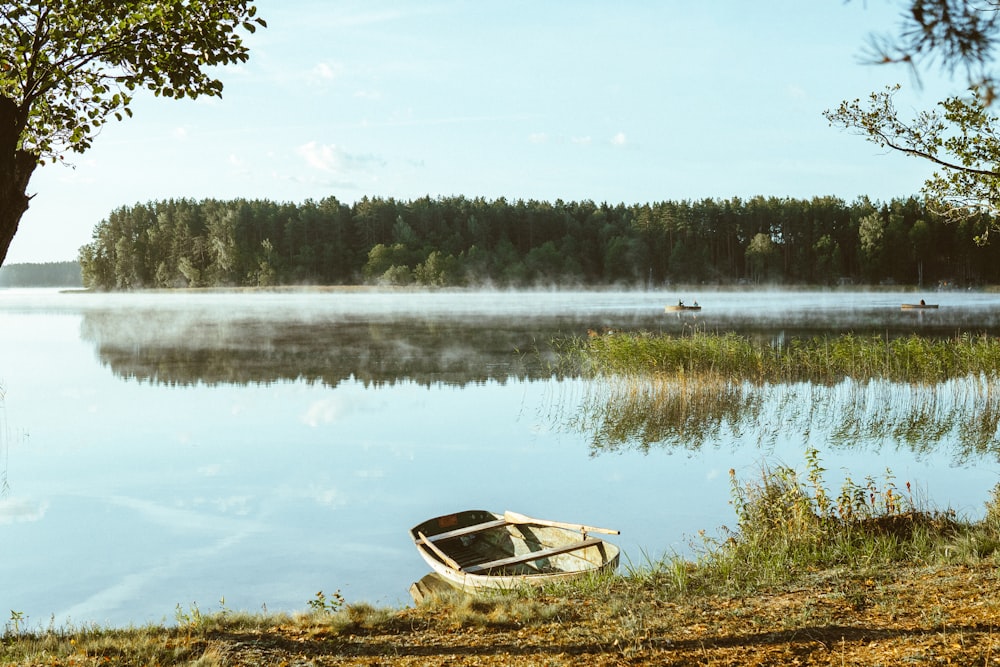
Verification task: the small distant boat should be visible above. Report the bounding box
[901,303,939,309]
[665,304,701,312]
[409,509,620,600]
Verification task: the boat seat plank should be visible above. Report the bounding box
[417,518,509,543]
[464,537,604,574]
[438,544,493,567]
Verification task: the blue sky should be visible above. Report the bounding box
[8,1,958,263]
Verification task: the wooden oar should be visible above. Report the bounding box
[416,531,464,571]
[503,510,619,535]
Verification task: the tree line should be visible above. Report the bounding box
[77,194,1000,290]
[0,261,82,287]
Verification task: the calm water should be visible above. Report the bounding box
[2,288,1000,628]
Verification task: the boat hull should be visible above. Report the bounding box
[410,509,620,595]
[665,305,701,312]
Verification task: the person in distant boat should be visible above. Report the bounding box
[693,300,699,307]
[678,299,684,306]
[920,299,926,306]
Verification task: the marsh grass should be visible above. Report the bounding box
[561,329,1000,455]
[626,448,1000,602]
[570,330,1000,384]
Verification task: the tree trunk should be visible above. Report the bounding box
[0,95,39,267]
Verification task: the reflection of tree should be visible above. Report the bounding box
[573,375,1000,462]
[80,309,620,387]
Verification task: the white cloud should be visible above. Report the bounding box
[297,141,343,173]
[311,62,344,81]
[529,132,548,144]
[320,9,410,29]
[611,132,627,146]
[571,135,592,145]
[294,141,387,187]
[786,83,808,100]
[228,154,251,177]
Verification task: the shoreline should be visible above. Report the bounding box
[3,561,998,665]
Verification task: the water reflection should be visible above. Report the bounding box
[79,309,582,386]
[75,292,1000,464]
[572,376,1000,463]
[4,289,1000,626]
[76,290,1000,388]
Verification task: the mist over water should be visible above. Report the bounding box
[1,288,999,627]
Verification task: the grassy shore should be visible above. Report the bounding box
[5,451,1000,666]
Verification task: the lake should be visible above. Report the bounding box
[1,287,999,628]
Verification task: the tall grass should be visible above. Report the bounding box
[632,448,1000,599]
[561,330,1000,456]
[570,330,1000,385]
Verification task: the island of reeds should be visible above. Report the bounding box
[564,330,1000,385]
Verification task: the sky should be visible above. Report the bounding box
[6,1,963,264]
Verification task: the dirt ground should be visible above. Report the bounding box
[207,562,1000,666]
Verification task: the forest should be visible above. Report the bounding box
[76,194,1000,290]
[0,260,82,287]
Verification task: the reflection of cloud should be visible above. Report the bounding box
[193,495,253,516]
[303,395,368,427]
[0,497,48,524]
[303,398,343,426]
[108,495,257,533]
[309,485,346,508]
[56,524,261,624]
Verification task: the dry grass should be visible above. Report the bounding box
[5,564,999,666]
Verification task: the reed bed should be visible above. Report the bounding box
[572,330,1000,384]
